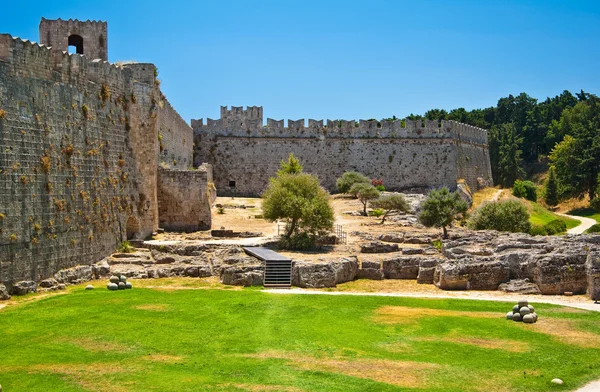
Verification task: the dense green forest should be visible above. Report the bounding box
[396,90,600,203]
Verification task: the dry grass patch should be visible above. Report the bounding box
[333,279,446,294]
[228,384,304,392]
[437,337,529,353]
[17,362,140,392]
[66,336,132,353]
[373,305,500,324]
[517,318,600,348]
[142,353,185,363]
[471,187,502,210]
[245,350,440,388]
[133,303,170,311]
[134,277,241,291]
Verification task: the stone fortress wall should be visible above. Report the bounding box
[158,97,193,169]
[0,20,212,291]
[193,106,492,196]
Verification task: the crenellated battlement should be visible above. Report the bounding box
[40,17,108,61]
[192,106,488,145]
[0,34,159,89]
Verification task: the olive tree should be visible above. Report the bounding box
[419,187,468,238]
[350,183,380,215]
[371,194,410,223]
[262,172,334,249]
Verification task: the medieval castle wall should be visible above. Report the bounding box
[158,97,193,169]
[192,106,492,196]
[0,28,210,290]
[157,164,215,232]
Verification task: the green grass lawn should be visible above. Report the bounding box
[568,207,600,224]
[1,281,599,391]
[529,201,580,230]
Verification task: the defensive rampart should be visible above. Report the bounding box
[193,106,492,196]
[0,32,210,291]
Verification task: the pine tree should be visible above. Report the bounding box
[545,166,559,207]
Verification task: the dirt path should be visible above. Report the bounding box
[557,213,597,234]
[491,189,503,201]
[265,288,600,312]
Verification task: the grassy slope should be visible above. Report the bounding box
[0,284,599,391]
[528,201,580,230]
[471,188,580,231]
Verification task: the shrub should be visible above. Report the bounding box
[529,225,547,236]
[468,199,531,233]
[375,185,385,192]
[336,171,370,194]
[368,209,384,217]
[591,197,600,212]
[40,154,51,174]
[118,241,135,253]
[419,187,468,238]
[586,224,600,234]
[512,180,537,202]
[543,219,567,235]
[370,178,384,187]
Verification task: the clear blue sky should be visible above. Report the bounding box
[2,1,599,123]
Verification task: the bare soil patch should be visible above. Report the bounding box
[133,303,170,311]
[517,318,600,348]
[245,350,440,388]
[142,353,185,363]
[373,305,500,324]
[66,336,132,353]
[227,384,304,392]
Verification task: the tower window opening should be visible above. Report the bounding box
[68,34,84,55]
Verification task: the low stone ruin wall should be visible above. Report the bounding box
[2,231,599,301]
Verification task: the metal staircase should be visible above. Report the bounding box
[244,247,292,288]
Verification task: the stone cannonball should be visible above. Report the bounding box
[119,275,127,283]
[512,305,520,313]
[85,285,94,290]
[107,283,118,291]
[522,314,535,324]
[506,312,514,320]
[528,305,535,313]
[520,306,531,316]
[518,300,529,308]
[118,282,126,290]
[109,276,120,284]
[125,282,132,289]
[531,312,538,322]
[512,313,522,322]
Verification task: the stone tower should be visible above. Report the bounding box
[39,17,108,61]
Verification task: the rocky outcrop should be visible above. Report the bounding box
[358,260,384,280]
[53,265,93,285]
[0,284,10,300]
[416,258,441,284]
[292,257,357,288]
[360,242,399,253]
[498,279,541,295]
[12,281,37,296]
[331,257,359,284]
[220,265,264,286]
[383,256,421,279]
[292,262,336,288]
[587,250,600,300]
[437,231,600,295]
